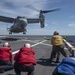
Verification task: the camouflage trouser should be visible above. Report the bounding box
[50,45,68,62]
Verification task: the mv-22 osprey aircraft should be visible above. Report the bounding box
[0,8,60,34]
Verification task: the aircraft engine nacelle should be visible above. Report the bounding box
[39,16,45,28]
[39,10,45,28]
[40,20,44,28]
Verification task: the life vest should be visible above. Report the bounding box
[0,47,12,62]
[14,47,36,66]
[51,35,63,45]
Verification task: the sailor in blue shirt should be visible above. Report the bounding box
[52,57,75,75]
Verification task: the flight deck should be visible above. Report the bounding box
[0,36,70,75]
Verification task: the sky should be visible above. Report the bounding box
[0,0,75,35]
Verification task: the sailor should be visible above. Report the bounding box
[14,43,36,75]
[52,57,75,75]
[49,31,68,63]
[0,42,13,73]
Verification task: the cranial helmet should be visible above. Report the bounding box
[53,31,59,35]
[4,42,10,47]
[25,43,31,48]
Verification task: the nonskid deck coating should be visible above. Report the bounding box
[0,36,69,75]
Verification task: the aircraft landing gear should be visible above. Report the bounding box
[23,29,26,34]
[23,32,26,34]
[9,32,12,34]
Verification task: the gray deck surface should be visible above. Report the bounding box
[0,36,69,75]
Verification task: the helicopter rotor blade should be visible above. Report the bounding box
[25,5,60,14]
[42,8,60,13]
[25,5,39,12]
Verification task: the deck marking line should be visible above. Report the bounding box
[41,43,52,46]
[12,40,47,55]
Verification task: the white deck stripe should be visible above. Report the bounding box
[41,43,52,46]
[12,40,47,55]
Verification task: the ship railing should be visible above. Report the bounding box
[63,39,75,57]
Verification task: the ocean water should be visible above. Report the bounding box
[64,35,75,47]
[0,35,75,46]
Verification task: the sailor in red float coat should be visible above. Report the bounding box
[14,43,36,75]
[14,47,36,66]
[0,42,13,73]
